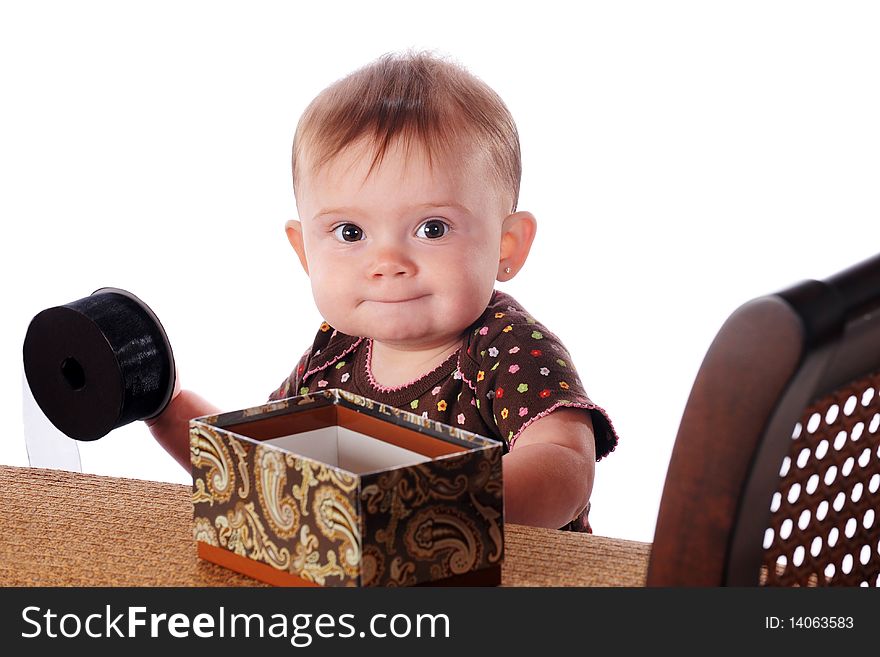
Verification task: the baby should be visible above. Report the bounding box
[148,51,618,531]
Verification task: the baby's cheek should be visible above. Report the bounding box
[309,276,348,318]
[436,274,495,325]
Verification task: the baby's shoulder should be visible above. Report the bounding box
[463,291,568,361]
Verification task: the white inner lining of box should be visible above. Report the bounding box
[262,426,431,474]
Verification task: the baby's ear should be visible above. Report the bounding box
[497,211,537,281]
[285,220,310,275]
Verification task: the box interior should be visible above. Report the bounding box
[222,404,467,475]
[263,425,430,474]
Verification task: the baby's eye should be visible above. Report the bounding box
[333,223,365,242]
[416,218,449,239]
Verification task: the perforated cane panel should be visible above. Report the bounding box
[761,370,880,586]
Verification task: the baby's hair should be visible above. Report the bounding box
[292,50,521,212]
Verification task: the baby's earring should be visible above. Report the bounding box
[504,266,512,274]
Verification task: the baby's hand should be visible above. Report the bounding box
[145,369,181,428]
[143,380,221,471]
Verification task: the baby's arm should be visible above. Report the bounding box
[502,408,596,529]
[145,378,220,472]
[147,345,308,473]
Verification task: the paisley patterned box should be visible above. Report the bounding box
[190,389,504,586]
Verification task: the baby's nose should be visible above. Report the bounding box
[369,245,416,278]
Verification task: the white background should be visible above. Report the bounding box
[1,1,877,543]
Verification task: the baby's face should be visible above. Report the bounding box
[293,140,510,349]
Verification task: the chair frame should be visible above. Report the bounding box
[647,253,880,586]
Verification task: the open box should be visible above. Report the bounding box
[190,389,504,586]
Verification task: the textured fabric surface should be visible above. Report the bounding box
[0,465,649,587]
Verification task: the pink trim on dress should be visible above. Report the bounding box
[364,338,461,392]
[303,337,364,381]
[510,401,610,449]
[457,352,478,393]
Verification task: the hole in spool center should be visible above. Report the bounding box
[60,357,86,391]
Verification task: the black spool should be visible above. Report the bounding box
[22,288,176,441]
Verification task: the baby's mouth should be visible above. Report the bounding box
[366,295,428,305]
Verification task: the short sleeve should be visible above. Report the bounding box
[461,319,618,459]
[267,347,312,402]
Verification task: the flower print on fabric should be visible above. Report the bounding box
[460,293,618,458]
